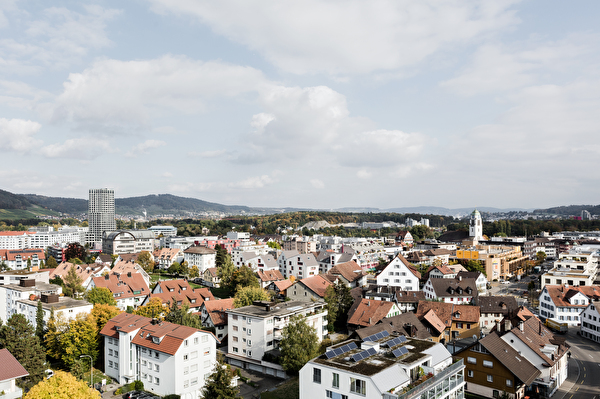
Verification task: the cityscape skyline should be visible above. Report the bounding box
[1,2,600,210]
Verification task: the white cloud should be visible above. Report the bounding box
[40,136,111,159]
[310,179,325,189]
[228,175,276,189]
[148,0,520,75]
[441,33,599,96]
[125,139,166,157]
[49,56,268,130]
[187,149,227,158]
[0,118,42,152]
[357,169,372,179]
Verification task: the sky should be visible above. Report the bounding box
[2,1,600,211]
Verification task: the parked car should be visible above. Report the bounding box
[501,280,510,285]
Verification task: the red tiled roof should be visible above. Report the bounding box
[203,298,235,327]
[327,260,364,283]
[0,248,45,261]
[50,262,106,282]
[273,279,294,292]
[257,269,284,282]
[92,273,149,300]
[298,274,332,298]
[0,349,29,381]
[149,280,214,310]
[416,301,480,326]
[545,285,600,307]
[422,309,446,335]
[0,231,35,236]
[347,299,395,327]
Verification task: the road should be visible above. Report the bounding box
[556,328,600,399]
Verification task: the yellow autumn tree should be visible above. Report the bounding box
[90,303,122,333]
[135,297,165,320]
[25,370,100,399]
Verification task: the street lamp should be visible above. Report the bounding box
[80,355,93,388]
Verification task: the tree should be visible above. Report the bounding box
[279,315,319,374]
[201,361,239,399]
[56,313,98,369]
[85,287,117,306]
[136,251,155,273]
[231,265,259,292]
[324,280,354,331]
[36,300,45,343]
[180,260,189,276]
[189,265,200,279]
[0,314,46,389]
[536,251,547,264]
[90,304,122,333]
[215,244,228,267]
[49,275,64,287]
[25,370,101,399]
[63,265,84,298]
[64,243,86,263]
[168,261,181,275]
[135,297,165,320]
[164,301,202,328]
[233,286,270,308]
[217,256,236,295]
[267,241,281,250]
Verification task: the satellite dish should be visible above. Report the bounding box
[472,335,478,341]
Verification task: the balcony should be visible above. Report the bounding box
[0,387,24,399]
[384,359,465,399]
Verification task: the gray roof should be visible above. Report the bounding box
[370,365,410,394]
[479,332,541,385]
[421,342,452,367]
[226,300,325,319]
[183,246,216,255]
[428,277,478,297]
[476,296,518,314]
[19,296,93,310]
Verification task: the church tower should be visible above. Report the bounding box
[469,209,483,241]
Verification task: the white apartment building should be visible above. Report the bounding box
[226,301,327,376]
[148,225,178,238]
[422,277,478,305]
[0,232,36,250]
[0,279,59,322]
[538,285,600,325]
[234,252,278,272]
[580,302,600,343]
[183,246,216,273]
[226,231,250,241]
[299,335,462,399]
[28,226,88,248]
[100,313,219,398]
[102,230,155,255]
[541,249,598,288]
[277,250,319,279]
[0,269,49,286]
[375,255,421,291]
[0,249,45,270]
[17,294,93,330]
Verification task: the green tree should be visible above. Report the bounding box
[180,260,189,276]
[63,265,84,298]
[231,265,259,292]
[233,286,270,308]
[36,300,45,343]
[215,244,228,268]
[135,297,165,320]
[168,261,181,275]
[279,315,319,374]
[324,280,354,331]
[25,370,100,399]
[0,314,46,390]
[85,287,117,306]
[164,301,202,328]
[136,251,155,273]
[267,241,281,250]
[64,243,86,263]
[49,275,64,287]
[189,265,200,279]
[201,361,239,399]
[217,256,236,295]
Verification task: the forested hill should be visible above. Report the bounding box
[0,189,33,209]
[534,204,600,216]
[22,193,255,215]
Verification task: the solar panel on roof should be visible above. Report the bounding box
[381,330,390,338]
[348,342,358,350]
[398,335,407,343]
[383,337,401,348]
[325,351,336,359]
[392,346,409,358]
[333,348,344,356]
[351,347,378,362]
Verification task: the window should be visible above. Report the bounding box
[194,337,199,344]
[487,375,493,382]
[191,377,198,386]
[248,351,252,357]
[247,329,252,335]
[191,351,198,359]
[483,360,493,368]
[467,357,476,364]
[191,364,198,372]
[468,370,474,378]
[155,351,159,359]
[247,340,252,347]
[350,378,366,395]
[108,360,113,368]
[155,364,159,372]
[184,354,188,361]
[313,368,321,383]
[185,339,189,347]
[148,362,152,369]
[155,377,160,385]
[109,349,113,356]
[184,366,189,375]
[202,335,208,343]
[332,373,339,388]
[493,390,500,398]
[233,336,239,342]
[142,360,147,367]
[233,325,238,331]
[506,379,513,387]
[233,347,238,353]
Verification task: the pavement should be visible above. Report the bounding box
[552,357,579,399]
[236,368,287,399]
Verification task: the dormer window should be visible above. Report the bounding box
[169,288,174,292]
[455,312,461,319]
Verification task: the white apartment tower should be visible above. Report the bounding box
[87,188,116,246]
[469,209,483,241]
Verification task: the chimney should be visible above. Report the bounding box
[519,321,524,332]
[127,272,132,278]
[368,317,372,324]
[458,275,462,281]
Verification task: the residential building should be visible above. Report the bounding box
[277,250,319,279]
[454,332,540,399]
[198,298,235,341]
[0,231,35,250]
[476,296,518,333]
[353,312,433,341]
[0,248,45,270]
[0,279,61,322]
[87,188,116,247]
[326,260,367,288]
[153,248,183,270]
[314,250,357,274]
[580,301,600,343]
[299,334,463,399]
[541,249,598,288]
[347,299,401,331]
[266,279,294,299]
[426,264,458,279]
[201,267,220,288]
[416,301,481,342]
[100,312,218,398]
[0,269,49,286]
[89,272,150,310]
[111,260,151,288]
[375,255,421,290]
[422,277,478,304]
[498,316,569,398]
[141,279,214,312]
[162,236,241,253]
[50,262,110,289]
[102,230,155,255]
[257,269,285,289]
[457,271,488,294]
[287,275,332,301]
[282,236,317,254]
[537,285,600,325]
[0,349,29,399]
[148,225,178,238]
[183,245,216,273]
[17,293,93,330]
[455,244,528,281]
[395,230,414,247]
[364,287,426,313]
[226,300,327,375]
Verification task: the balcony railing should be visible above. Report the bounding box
[384,359,464,399]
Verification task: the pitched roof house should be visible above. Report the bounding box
[89,272,150,310]
[347,298,401,330]
[422,276,478,304]
[416,301,481,342]
[0,348,29,398]
[142,279,215,311]
[326,260,367,288]
[287,274,332,301]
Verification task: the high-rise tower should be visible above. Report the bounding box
[469,209,483,241]
[87,188,116,246]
